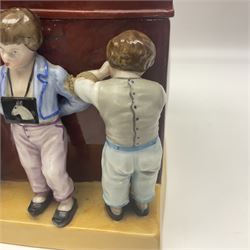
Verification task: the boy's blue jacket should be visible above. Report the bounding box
[0,54,89,121]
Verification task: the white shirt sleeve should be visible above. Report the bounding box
[74,78,99,108]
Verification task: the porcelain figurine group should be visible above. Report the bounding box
[0,8,166,227]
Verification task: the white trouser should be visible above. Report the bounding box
[101,137,162,208]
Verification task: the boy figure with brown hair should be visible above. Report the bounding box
[66,30,167,220]
[0,8,88,227]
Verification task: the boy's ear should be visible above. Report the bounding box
[23,37,37,51]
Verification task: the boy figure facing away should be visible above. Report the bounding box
[66,30,167,220]
[0,8,88,227]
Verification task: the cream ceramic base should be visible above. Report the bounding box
[0,181,160,250]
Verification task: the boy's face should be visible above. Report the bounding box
[0,43,35,70]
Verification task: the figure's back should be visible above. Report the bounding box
[98,77,166,146]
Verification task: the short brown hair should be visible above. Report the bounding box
[0,8,43,51]
[106,30,156,72]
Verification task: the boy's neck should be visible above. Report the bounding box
[10,56,36,76]
[110,67,143,79]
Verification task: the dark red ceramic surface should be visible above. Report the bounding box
[1,1,173,181]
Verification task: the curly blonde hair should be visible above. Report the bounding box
[106,30,156,73]
[0,8,43,51]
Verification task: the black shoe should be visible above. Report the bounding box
[52,198,78,228]
[27,191,53,217]
[105,204,124,221]
[131,199,149,217]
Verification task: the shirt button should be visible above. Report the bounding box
[134,105,137,109]
[136,117,139,121]
[136,128,139,130]
[133,92,136,95]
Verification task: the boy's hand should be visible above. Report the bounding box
[98,61,110,79]
[87,61,110,81]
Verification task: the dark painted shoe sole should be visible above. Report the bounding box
[105,204,123,221]
[131,199,149,217]
[52,198,78,228]
[27,191,53,217]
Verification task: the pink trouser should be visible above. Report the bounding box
[11,121,74,201]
